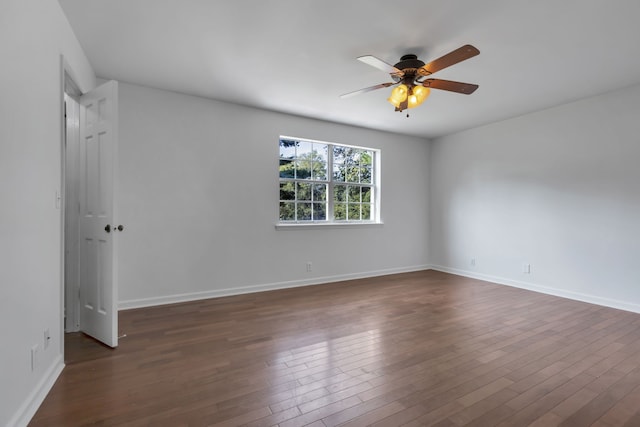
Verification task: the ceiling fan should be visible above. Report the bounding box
[341,44,480,113]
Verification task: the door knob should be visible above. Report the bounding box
[117,225,124,232]
[104,224,111,233]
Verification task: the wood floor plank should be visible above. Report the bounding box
[447,388,519,426]
[557,366,640,427]
[595,383,640,426]
[495,372,595,426]
[27,270,640,426]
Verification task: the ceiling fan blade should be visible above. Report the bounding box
[340,82,395,98]
[357,55,403,76]
[422,78,479,94]
[418,44,480,76]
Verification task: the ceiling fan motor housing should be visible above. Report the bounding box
[394,54,425,71]
[392,54,427,84]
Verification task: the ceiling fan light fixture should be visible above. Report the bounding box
[407,94,418,109]
[387,96,401,108]
[414,86,430,102]
[407,86,430,109]
[387,84,408,107]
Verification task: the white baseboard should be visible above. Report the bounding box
[9,356,64,427]
[430,264,640,314]
[120,263,640,314]
[119,264,431,310]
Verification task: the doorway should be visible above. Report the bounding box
[63,73,81,334]
[61,64,120,349]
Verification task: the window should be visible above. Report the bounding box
[279,136,379,224]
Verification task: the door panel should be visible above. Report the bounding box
[79,80,118,348]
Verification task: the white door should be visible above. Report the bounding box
[78,80,119,348]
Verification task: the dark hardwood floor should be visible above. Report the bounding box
[30,270,640,426]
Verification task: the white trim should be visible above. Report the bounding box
[280,134,373,152]
[119,264,430,310]
[122,263,640,326]
[430,264,640,314]
[275,221,383,230]
[8,357,65,427]
[60,55,84,334]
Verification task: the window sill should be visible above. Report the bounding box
[275,222,384,231]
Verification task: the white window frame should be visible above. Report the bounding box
[277,135,381,227]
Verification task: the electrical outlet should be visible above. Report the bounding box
[31,344,39,371]
[306,262,312,272]
[44,328,50,350]
[523,263,531,274]
[470,258,476,267]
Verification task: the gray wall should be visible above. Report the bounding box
[0,0,95,425]
[116,82,431,307]
[429,84,640,312]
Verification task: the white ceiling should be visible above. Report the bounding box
[58,0,640,139]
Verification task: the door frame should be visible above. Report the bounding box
[61,55,78,363]
[63,86,81,333]
[59,55,84,354]
[60,56,120,351]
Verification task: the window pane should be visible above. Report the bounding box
[279,159,295,178]
[280,182,295,200]
[345,166,359,183]
[361,151,373,166]
[313,203,326,220]
[362,186,371,202]
[351,150,361,163]
[348,186,361,203]
[334,185,346,202]
[312,157,327,180]
[297,182,311,201]
[333,146,346,163]
[296,141,312,157]
[279,202,295,221]
[312,164,327,180]
[362,204,371,220]
[334,203,346,220]
[312,144,328,180]
[333,164,345,182]
[297,203,312,220]
[295,159,312,179]
[348,203,361,220]
[342,147,359,169]
[360,165,372,183]
[279,139,297,159]
[313,184,327,201]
